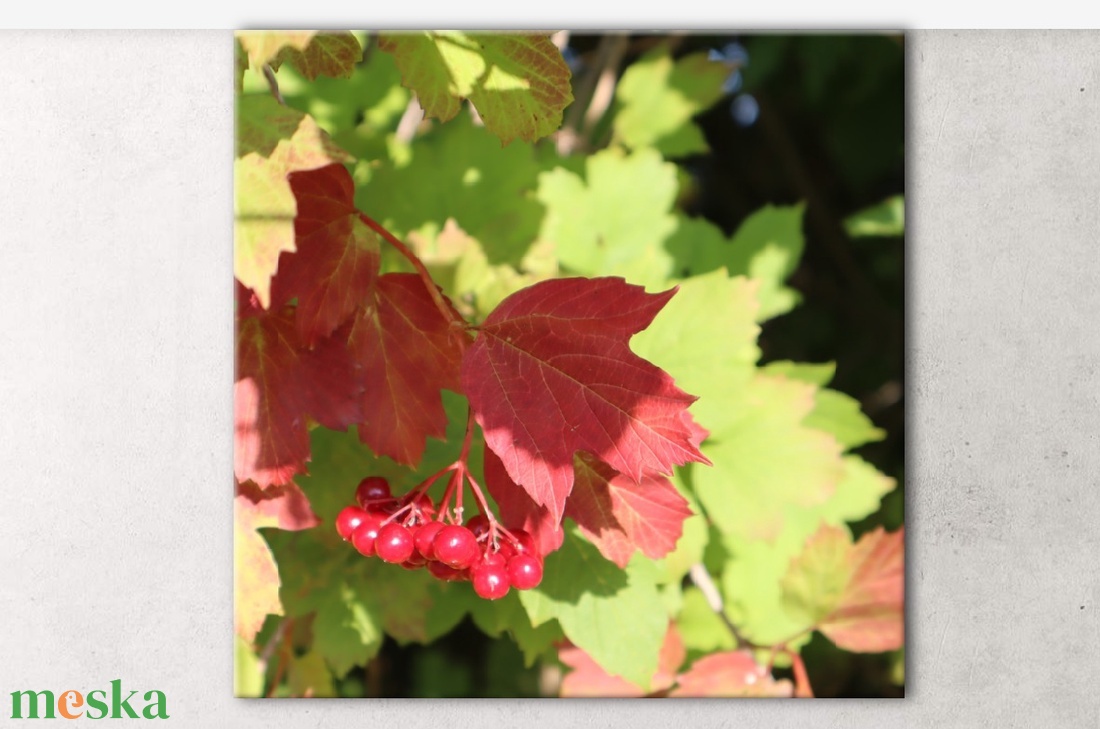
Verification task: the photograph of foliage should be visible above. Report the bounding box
[233,30,905,698]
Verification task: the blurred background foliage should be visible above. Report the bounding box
[241,30,904,699]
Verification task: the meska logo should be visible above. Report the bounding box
[10,680,168,720]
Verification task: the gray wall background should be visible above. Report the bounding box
[0,30,1096,726]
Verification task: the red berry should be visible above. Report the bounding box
[401,552,428,570]
[466,513,491,540]
[355,476,392,507]
[427,560,467,582]
[350,514,386,557]
[433,525,478,569]
[507,554,543,590]
[479,548,508,569]
[414,521,445,560]
[471,563,510,600]
[335,506,369,541]
[376,523,415,564]
[508,528,538,557]
[368,498,400,516]
[403,492,436,519]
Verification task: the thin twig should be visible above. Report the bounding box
[258,618,289,666]
[688,562,760,650]
[581,34,630,140]
[356,211,471,350]
[262,64,285,105]
[263,617,294,697]
[394,95,425,143]
[557,33,629,155]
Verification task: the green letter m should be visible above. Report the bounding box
[11,690,55,719]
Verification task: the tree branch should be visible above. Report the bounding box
[688,562,761,650]
[262,64,285,105]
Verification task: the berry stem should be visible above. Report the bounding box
[788,649,814,698]
[438,469,462,524]
[357,211,471,348]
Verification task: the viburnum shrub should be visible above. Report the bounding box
[234,30,905,699]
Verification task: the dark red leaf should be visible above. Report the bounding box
[235,307,363,488]
[348,273,464,466]
[565,452,692,568]
[271,164,381,345]
[463,277,709,521]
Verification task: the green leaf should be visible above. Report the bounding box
[423,581,477,642]
[536,147,679,290]
[693,373,845,542]
[666,205,806,320]
[234,636,265,697]
[845,195,904,238]
[718,457,894,647]
[377,32,572,144]
[763,361,885,448]
[720,534,815,649]
[806,389,886,449]
[519,527,667,689]
[265,44,409,162]
[468,591,565,667]
[613,45,729,157]
[675,587,736,654]
[312,578,384,678]
[356,114,544,268]
[235,95,352,307]
[762,360,836,387]
[289,650,337,697]
[787,455,896,532]
[631,269,760,435]
[780,523,853,627]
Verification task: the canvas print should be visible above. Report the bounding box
[233,30,905,698]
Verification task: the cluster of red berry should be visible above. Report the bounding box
[335,476,544,600]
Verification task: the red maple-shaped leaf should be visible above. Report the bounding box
[348,273,465,466]
[670,651,794,697]
[818,526,905,653]
[558,624,686,697]
[483,446,564,556]
[463,277,709,521]
[235,307,363,488]
[565,452,693,568]
[270,164,381,346]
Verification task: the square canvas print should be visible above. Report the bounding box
[233,30,905,698]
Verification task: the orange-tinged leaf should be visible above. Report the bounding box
[272,164,381,345]
[463,277,709,522]
[377,32,572,144]
[274,32,362,80]
[348,274,464,466]
[781,523,905,653]
[234,481,319,642]
[566,452,693,568]
[819,527,905,652]
[671,651,794,697]
[559,624,686,697]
